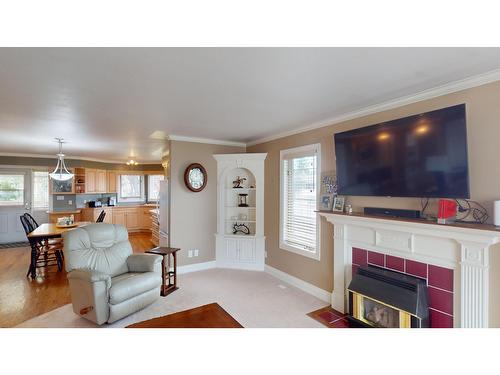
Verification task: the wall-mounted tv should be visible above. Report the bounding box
[334,104,469,198]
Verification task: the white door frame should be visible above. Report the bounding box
[0,169,32,244]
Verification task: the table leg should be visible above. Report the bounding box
[161,255,166,297]
[173,252,177,289]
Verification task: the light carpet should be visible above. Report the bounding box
[17,268,329,328]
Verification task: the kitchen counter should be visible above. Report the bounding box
[46,210,81,214]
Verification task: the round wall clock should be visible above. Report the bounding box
[184,163,207,192]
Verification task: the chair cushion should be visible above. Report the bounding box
[63,224,132,277]
[109,272,161,305]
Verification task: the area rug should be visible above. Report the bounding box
[0,241,30,249]
[307,306,350,328]
[17,268,328,328]
[127,303,243,328]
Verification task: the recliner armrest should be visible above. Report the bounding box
[127,254,162,273]
[68,269,112,289]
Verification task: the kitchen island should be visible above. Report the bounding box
[80,204,155,232]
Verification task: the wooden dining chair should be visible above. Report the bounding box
[96,210,106,223]
[20,215,64,278]
[24,213,63,247]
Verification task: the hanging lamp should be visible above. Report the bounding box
[49,138,74,181]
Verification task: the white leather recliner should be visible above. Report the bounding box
[62,223,162,325]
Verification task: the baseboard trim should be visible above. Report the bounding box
[177,261,216,274]
[264,265,332,303]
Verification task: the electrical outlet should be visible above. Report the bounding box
[56,196,64,201]
[68,200,72,205]
[188,250,193,258]
[194,249,199,257]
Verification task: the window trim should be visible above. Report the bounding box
[118,174,145,203]
[146,174,164,203]
[279,143,321,261]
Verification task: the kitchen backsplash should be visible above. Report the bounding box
[52,194,77,211]
[75,193,117,208]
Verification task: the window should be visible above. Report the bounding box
[118,174,145,202]
[280,144,321,260]
[0,174,25,205]
[147,174,164,202]
[33,171,49,209]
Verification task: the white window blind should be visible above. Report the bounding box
[280,144,320,258]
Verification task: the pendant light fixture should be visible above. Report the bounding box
[49,138,74,181]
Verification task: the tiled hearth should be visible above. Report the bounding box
[352,247,454,328]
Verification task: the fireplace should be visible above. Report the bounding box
[347,265,429,328]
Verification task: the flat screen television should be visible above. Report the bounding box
[334,104,469,198]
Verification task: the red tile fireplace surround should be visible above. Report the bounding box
[318,211,500,328]
[352,247,454,328]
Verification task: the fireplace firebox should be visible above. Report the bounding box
[347,265,429,328]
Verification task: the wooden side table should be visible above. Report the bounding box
[146,247,181,297]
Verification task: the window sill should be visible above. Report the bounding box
[279,242,320,261]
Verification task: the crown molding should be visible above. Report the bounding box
[0,152,161,165]
[246,68,500,147]
[168,134,246,148]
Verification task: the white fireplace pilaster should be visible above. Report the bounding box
[320,212,500,328]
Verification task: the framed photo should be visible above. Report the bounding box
[333,196,345,212]
[319,193,334,211]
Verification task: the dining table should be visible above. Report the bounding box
[28,221,92,239]
[26,221,91,278]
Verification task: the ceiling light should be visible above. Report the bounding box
[49,138,74,181]
[126,159,139,166]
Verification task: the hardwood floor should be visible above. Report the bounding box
[0,231,155,328]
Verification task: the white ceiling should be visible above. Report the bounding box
[1,48,500,163]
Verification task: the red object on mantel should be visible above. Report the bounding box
[437,199,457,224]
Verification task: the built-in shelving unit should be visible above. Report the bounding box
[214,153,267,271]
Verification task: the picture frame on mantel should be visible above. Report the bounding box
[319,193,334,211]
[333,196,345,212]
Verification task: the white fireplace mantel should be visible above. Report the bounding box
[318,212,500,328]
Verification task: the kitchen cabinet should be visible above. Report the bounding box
[124,209,139,230]
[112,209,126,226]
[80,205,152,231]
[96,170,107,193]
[85,169,96,193]
[107,171,117,193]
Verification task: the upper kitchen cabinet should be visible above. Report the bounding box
[96,170,107,193]
[50,178,75,194]
[85,169,96,193]
[85,168,107,193]
[107,171,117,193]
[49,169,75,194]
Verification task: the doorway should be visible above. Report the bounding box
[0,170,32,244]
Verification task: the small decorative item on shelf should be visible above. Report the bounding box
[238,193,248,207]
[333,196,345,212]
[249,185,255,189]
[233,223,250,235]
[346,204,353,214]
[232,176,247,188]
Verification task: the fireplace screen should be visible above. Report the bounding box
[350,292,412,328]
[363,298,399,328]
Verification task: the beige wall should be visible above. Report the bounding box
[170,141,246,267]
[248,79,500,315]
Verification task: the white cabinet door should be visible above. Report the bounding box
[238,238,256,263]
[225,238,239,261]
